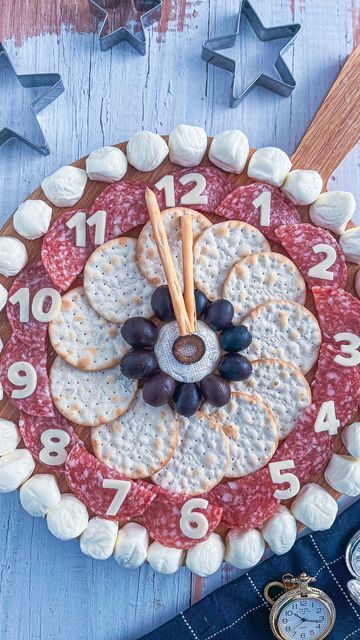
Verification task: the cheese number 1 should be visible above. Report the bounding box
[155,173,208,207]
[66,210,107,248]
[252,191,271,226]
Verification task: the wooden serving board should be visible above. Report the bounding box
[0,46,359,522]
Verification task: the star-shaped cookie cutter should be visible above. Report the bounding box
[202,0,301,108]
[89,0,162,54]
[0,43,64,155]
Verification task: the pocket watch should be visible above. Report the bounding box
[264,572,336,640]
[345,530,360,605]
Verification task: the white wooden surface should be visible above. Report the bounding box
[0,1,359,639]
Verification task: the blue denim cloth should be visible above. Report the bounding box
[140,500,360,640]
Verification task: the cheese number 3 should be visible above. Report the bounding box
[66,210,107,248]
[334,332,360,366]
[9,287,62,323]
[155,173,208,207]
[39,429,71,465]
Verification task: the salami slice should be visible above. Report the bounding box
[7,261,60,350]
[0,335,54,417]
[19,409,80,471]
[41,209,93,290]
[154,167,233,214]
[137,486,223,549]
[206,468,279,530]
[89,180,149,238]
[216,183,300,241]
[275,224,347,289]
[313,286,360,343]
[65,443,157,521]
[312,344,360,427]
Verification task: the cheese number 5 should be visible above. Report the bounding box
[155,173,208,207]
[7,362,37,398]
[102,479,131,516]
[39,429,71,465]
[307,244,337,281]
[269,460,300,500]
[334,332,360,366]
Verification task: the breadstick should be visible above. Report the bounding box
[145,188,191,336]
[181,215,196,333]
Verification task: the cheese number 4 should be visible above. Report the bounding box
[269,460,300,500]
[155,173,208,208]
[314,401,340,435]
[66,210,107,248]
[39,429,71,465]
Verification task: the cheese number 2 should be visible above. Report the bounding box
[155,173,208,207]
[66,210,107,248]
[307,244,337,281]
[269,460,300,500]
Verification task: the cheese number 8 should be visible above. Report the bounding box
[39,429,70,465]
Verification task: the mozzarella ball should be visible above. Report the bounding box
[209,130,249,173]
[127,131,168,172]
[147,541,184,574]
[282,170,323,205]
[41,166,87,207]
[80,517,118,560]
[339,227,360,264]
[20,474,61,517]
[248,147,292,187]
[186,533,225,577]
[225,528,265,570]
[114,522,149,569]
[47,493,89,541]
[0,449,35,492]
[324,453,360,497]
[169,124,207,167]
[291,483,338,531]
[356,270,360,299]
[0,283,8,311]
[0,418,21,456]
[0,237,28,277]
[261,506,297,555]
[86,146,128,183]
[342,422,360,459]
[309,191,355,234]
[13,200,52,240]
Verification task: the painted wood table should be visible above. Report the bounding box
[0,2,359,639]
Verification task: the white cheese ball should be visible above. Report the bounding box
[0,237,28,277]
[0,283,8,311]
[356,270,360,300]
[261,506,297,555]
[0,449,35,492]
[225,528,265,570]
[309,191,356,234]
[291,483,338,531]
[47,493,89,541]
[324,453,360,497]
[127,131,169,172]
[342,422,360,459]
[0,418,21,456]
[86,146,128,183]
[339,227,360,264]
[186,533,225,577]
[13,200,52,240]
[247,147,292,187]
[41,166,87,207]
[114,522,149,569]
[282,169,323,205]
[147,541,184,574]
[80,517,118,560]
[20,474,61,517]
[209,130,249,174]
[169,124,207,167]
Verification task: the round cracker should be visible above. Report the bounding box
[193,220,271,301]
[49,287,129,371]
[83,237,155,323]
[136,207,211,288]
[232,358,311,439]
[223,252,306,324]
[91,389,178,478]
[241,300,322,374]
[50,356,137,426]
[203,392,279,478]
[152,412,229,495]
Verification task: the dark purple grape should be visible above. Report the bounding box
[120,349,158,380]
[151,286,175,322]
[220,324,252,352]
[121,317,158,348]
[143,373,176,407]
[204,299,234,331]
[173,383,202,417]
[218,353,252,381]
[200,374,231,407]
[194,290,209,318]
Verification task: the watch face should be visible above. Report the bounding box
[277,597,330,640]
[351,542,360,577]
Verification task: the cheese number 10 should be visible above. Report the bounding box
[9,287,62,323]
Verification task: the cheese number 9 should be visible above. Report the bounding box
[7,361,37,398]
[179,498,209,540]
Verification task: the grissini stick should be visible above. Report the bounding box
[145,188,191,336]
[181,214,196,334]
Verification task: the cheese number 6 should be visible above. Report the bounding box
[269,460,300,500]
[179,498,210,540]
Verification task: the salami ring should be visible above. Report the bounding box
[313,286,360,343]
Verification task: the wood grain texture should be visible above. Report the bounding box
[0,2,359,639]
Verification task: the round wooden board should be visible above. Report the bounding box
[0,137,358,532]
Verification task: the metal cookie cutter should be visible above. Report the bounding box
[0,42,64,155]
[202,0,301,108]
[89,0,162,54]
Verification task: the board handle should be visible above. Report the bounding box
[291,45,360,185]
